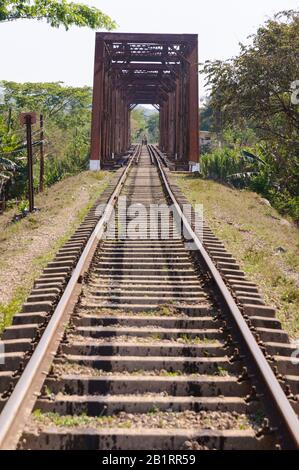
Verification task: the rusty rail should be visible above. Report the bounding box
[0,146,139,450]
[148,144,299,449]
[0,143,298,449]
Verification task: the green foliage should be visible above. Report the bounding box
[131,106,159,143]
[0,115,21,205]
[268,191,299,221]
[0,0,116,30]
[0,81,92,203]
[201,128,260,182]
[17,199,29,213]
[200,102,213,131]
[1,80,92,117]
[202,144,299,221]
[146,113,159,143]
[201,148,242,180]
[44,150,87,186]
[248,167,271,194]
[202,9,299,220]
[131,107,146,141]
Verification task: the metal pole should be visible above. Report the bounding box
[39,114,44,193]
[25,115,34,212]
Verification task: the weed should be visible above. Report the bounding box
[148,405,160,414]
[32,410,133,429]
[0,286,27,331]
[160,370,182,377]
[214,366,228,377]
[150,334,162,341]
[159,306,171,316]
[250,410,265,427]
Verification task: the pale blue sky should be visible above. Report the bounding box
[0,0,297,97]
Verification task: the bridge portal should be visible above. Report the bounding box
[90,33,199,170]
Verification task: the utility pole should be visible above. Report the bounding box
[20,112,36,213]
[39,114,44,192]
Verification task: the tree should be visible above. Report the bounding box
[130,107,147,142]
[0,113,21,211]
[199,102,212,132]
[203,9,299,204]
[0,81,93,200]
[130,106,159,143]
[0,0,116,30]
[146,112,159,143]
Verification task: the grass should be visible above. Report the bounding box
[0,286,27,332]
[175,175,299,338]
[32,409,253,431]
[148,405,160,414]
[159,306,173,316]
[91,306,178,317]
[32,410,132,429]
[41,386,53,399]
[250,410,265,427]
[176,334,214,345]
[160,370,183,377]
[0,171,112,334]
[0,233,65,332]
[149,333,162,341]
[0,171,111,244]
[214,366,229,376]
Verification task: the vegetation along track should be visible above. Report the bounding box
[0,145,299,450]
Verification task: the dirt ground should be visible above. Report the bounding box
[175,174,299,338]
[0,171,112,331]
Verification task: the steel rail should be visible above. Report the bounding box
[149,144,299,449]
[1,143,298,449]
[0,147,139,450]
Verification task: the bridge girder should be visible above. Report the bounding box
[90,32,199,170]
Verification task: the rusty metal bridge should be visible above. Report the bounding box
[90,33,199,171]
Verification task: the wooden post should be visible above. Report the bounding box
[20,112,36,212]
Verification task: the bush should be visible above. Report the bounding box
[44,151,88,187]
[201,147,299,222]
[201,148,244,180]
[268,191,299,221]
[249,169,272,195]
[0,81,92,209]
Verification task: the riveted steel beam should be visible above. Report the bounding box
[90,33,199,168]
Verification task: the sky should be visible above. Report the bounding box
[0,0,298,98]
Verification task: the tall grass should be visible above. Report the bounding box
[201,148,243,180]
[200,147,299,221]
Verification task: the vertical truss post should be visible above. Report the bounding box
[102,71,108,163]
[179,73,184,164]
[111,77,116,159]
[186,36,199,169]
[175,78,180,161]
[169,91,175,157]
[90,35,105,170]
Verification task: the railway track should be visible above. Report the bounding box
[0,145,299,450]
